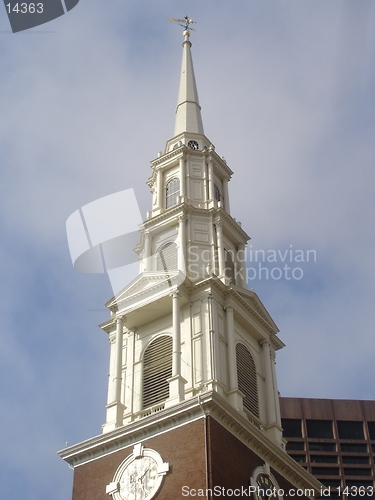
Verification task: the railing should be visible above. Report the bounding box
[243,408,263,431]
[136,403,166,419]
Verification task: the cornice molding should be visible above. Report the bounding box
[151,146,184,168]
[58,391,321,496]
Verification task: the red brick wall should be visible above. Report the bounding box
[72,415,313,499]
[207,416,312,500]
[72,418,206,500]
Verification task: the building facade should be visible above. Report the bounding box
[59,26,321,500]
[281,398,375,499]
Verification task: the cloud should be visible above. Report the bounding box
[1,2,375,499]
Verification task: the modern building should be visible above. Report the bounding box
[280,398,375,499]
[59,24,328,500]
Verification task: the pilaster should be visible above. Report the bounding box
[166,291,186,407]
[178,215,186,274]
[103,317,126,433]
[225,305,244,411]
[215,220,225,278]
[261,339,283,445]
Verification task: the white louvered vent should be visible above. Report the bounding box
[236,343,259,417]
[157,242,178,272]
[142,336,172,409]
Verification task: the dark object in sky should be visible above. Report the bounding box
[4,0,79,33]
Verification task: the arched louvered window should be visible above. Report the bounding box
[236,343,259,417]
[157,242,178,272]
[166,178,180,208]
[142,336,172,409]
[225,249,235,284]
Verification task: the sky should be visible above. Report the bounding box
[1,1,375,499]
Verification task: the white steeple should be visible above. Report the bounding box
[174,29,204,136]
[97,24,285,451]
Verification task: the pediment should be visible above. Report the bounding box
[232,287,279,334]
[106,271,184,310]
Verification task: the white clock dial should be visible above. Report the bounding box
[107,444,169,500]
[119,456,158,500]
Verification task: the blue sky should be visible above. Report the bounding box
[1,1,375,499]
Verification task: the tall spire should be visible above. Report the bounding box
[174,29,204,136]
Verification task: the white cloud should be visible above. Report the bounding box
[1,1,375,498]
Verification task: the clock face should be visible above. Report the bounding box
[118,455,160,500]
[250,466,282,500]
[187,140,199,150]
[107,444,169,500]
[255,473,278,500]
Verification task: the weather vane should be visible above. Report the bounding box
[169,15,197,31]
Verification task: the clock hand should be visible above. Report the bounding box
[138,468,150,482]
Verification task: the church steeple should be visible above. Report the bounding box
[174,29,204,136]
[58,22,322,500]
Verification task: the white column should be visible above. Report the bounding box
[237,243,247,289]
[208,159,214,202]
[223,178,230,214]
[203,162,209,204]
[106,334,116,405]
[178,216,186,274]
[270,347,282,426]
[225,305,243,410]
[113,316,124,403]
[166,291,186,407]
[123,329,135,423]
[179,156,186,199]
[262,340,277,425]
[216,221,225,277]
[172,292,181,377]
[143,231,151,272]
[202,296,213,383]
[156,169,163,208]
[103,317,125,432]
[261,339,283,444]
[225,305,237,391]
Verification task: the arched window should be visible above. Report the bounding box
[142,336,172,409]
[236,343,259,417]
[214,184,221,202]
[157,242,178,272]
[166,178,180,208]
